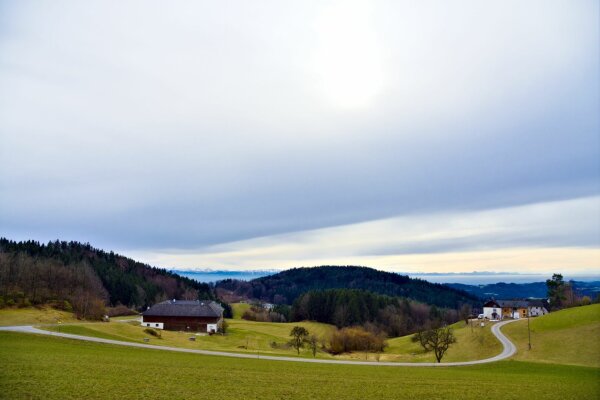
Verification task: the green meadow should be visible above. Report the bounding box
[1,304,599,399]
[37,306,500,362]
[502,303,600,367]
[0,331,598,400]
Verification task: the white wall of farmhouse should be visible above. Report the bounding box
[141,317,164,330]
[483,307,501,320]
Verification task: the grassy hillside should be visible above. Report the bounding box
[42,318,337,359]
[381,320,502,363]
[0,306,77,326]
[1,331,597,400]
[502,304,600,367]
[38,314,500,363]
[231,302,251,319]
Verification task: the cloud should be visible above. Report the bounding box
[0,1,598,267]
[127,196,600,273]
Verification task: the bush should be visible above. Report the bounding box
[144,328,161,338]
[62,300,73,312]
[0,297,4,309]
[242,306,286,322]
[218,319,228,334]
[19,298,32,308]
[107,304,138,317]
[581,296,592,306]
[328,326,387,355]
[6,299,15,307]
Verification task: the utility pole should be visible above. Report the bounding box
[527,306,532,350]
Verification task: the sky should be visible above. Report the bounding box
[0,0,599,275]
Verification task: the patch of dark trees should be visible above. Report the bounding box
[0,238,219,318]
[290,288,460,338]
[215,265,478,309]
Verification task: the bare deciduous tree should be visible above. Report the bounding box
[308,334,319,357]
[412,326,456,363]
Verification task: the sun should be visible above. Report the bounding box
[310,1,385,110]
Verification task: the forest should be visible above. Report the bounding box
[0,238,215,318]
[215,265,478,308]
[290,288,460,337]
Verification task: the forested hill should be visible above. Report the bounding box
[215,266,478,308]
[0,238,213,318]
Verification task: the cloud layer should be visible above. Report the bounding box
[130,196,600,272]
[0,1,598,272]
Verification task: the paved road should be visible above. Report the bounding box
[0,319,518,367]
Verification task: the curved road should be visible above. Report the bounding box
[0,319,518,367]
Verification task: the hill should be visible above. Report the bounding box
[502,303,600,367]
[215,265,478,308]
[0,238,214,318]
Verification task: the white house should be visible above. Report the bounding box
[483,299,548,320]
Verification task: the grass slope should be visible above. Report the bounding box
[43,319,337,359]
[382,320,502,363]
[0,307,77,326]
[40,317,499,362]
[502,304,600,367]
[231,302,251,319]
[1,332,598,400]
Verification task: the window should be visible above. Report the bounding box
[155,324,159,327]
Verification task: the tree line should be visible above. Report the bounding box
[290,288,461,337]
[0,238,218,318]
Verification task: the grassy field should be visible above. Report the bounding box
[231,302,251,319]
[42,318,338,359]
[382,320,502,363]
[39,316,500,362]
[502,304,600,367]
[0,307,77,326]
[0,331,597,400]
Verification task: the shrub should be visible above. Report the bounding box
[242,306,286,323]
[19,298,32,308]
[62,301,73,312]
[218,319,228,334]
[6,299,15,307]
[581,296,592,306]
[328,326,387,355]
[144,328,161,338]
[0,297,4,309]
[107,304,138,317]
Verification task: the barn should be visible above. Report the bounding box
[141,300,224,333]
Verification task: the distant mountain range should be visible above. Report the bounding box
[446,281,600,300]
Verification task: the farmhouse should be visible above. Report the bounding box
[482,299,548,320]
[142,299,224,333]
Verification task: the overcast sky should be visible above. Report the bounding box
[1,1,598,274]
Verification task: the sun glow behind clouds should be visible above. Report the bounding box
[310,0,385,110]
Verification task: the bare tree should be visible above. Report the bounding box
[412,326,456,363]
[459,304,472,325]
[308,334,319,357]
